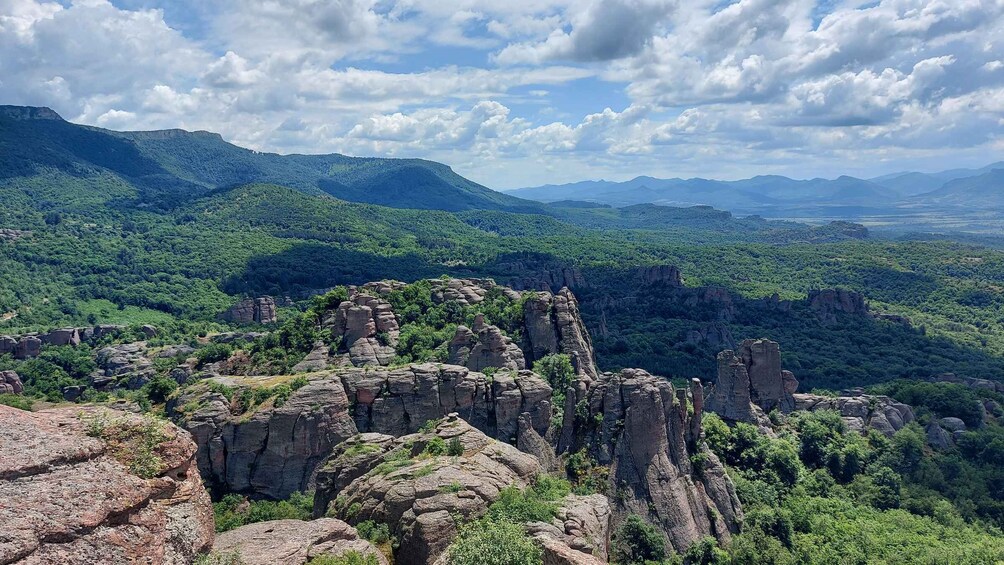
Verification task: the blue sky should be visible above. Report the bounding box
[1,0,1003,188]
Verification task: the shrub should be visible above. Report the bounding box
[447,437,464,456]
[613,514,667,564]
[0,393,33,411]
[424,436,447,456]
[306,552,380,565]
[355,520,393,545]
[532,353,575,404]
[446,518,542,565]
[143,374,178,403]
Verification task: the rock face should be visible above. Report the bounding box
[524,288,599,378]
[706,339,797,423]
[14,336,41,360]
[220,297,278,324]
[635,265,683,287]
[0,405,214,564]
[447,315,526,371]
[340,363,552,442]
[559,369,742,552]
[793,392,915,436]
[314,415,541,565]
[171,376,358,499]
[213,518,387,565]
[323,294,399,366]
[526,494,612,565]
[808,288,868,324]
[41,328,81,347]
[172,364,552,499]
[0,370,22,394]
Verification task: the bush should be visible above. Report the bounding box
[447,437,464,456]
[306,552,380,565]
[0,393,33,411]
[446,518,542,565]
[196,343,234,366]
[532,354,575,404]
[355,520,392,545]
[143,374,178,403]
[424,436,447,456]
[213,491,314,533]
[613,514,668,564]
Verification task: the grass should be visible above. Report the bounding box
[76,299,177,326]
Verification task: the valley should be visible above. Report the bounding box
[1,106,1003,564]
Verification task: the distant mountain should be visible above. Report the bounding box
[0,105,537,213]
[508,162,1004,220]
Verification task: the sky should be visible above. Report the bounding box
[1,0,1003,189]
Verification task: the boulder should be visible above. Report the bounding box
[42,328,80,346]
[212,518,387,565]
[92,341,155,389]
[14,336,41,359]
[939,417,967,433]
[0,370,23,394]
[926,421,954,450]
[527,494,611,565]
[314,415,541,565]
[0,335,15,356]
[0,405,214,564]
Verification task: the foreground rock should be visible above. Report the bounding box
[793,391,915,436]
[0,405,213,564]
[213,518,387,565]
[170,364,552,499]
[559,370,742,552]
[314,415,540,565]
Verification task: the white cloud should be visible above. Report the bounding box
[0,0,1002,187]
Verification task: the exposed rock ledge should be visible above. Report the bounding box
[0,405,214,564]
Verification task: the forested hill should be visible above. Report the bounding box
[0,105,537,212]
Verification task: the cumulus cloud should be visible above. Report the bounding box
[0,0,1002,186]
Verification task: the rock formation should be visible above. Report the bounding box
[0,370,22,394]
[91,342,156,390]
[220,297,278,324]
[447,314,526,371]
[0,405,214,564]
[526,494,611,565]
[808,289,868,324]
[559,369,742,552]
[793,391,915,436]
[212,519,387,565]
[170,376,357,499]
[314,415,541,565]
[41,328,81,346]
[706,339,797,423]
[523,288,599,378]
[684,322,736,350]
[171,364,552,499]
[323,294,399,366]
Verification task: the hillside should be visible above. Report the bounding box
[0,105,536,212]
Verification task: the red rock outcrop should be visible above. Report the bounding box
[0,405,214,564]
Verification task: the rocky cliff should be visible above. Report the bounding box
[219,297,278,324]
[0,405,214,564]
[558,369,742,552]
[170,363,553,499]
[213,518,387,565]
[793,390,915,436]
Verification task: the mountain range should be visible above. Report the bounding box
[507,162,1004,221]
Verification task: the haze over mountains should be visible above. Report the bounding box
[508,162,1004,224]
